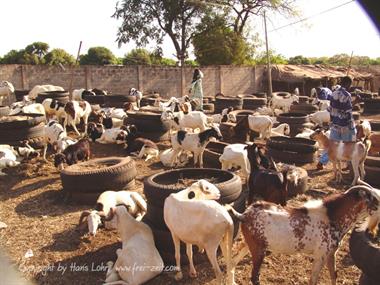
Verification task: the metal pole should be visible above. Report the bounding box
[264,11,273,97]
[69,41,82,98]
[346,50,354,76]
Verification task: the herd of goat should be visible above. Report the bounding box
[1,80,380,285]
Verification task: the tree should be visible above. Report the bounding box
[327,53,350,66]
[217,0,297,35]
[288,55,310,65]
[79,47,118,65]
[193,14,253,65]
[123,48,152,65]
[25,42,49,60]
[44,49,76,65]
[113,0,208,65]
[254,50,288,64]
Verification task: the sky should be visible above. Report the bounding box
[1,0,379,60]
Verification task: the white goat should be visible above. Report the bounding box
[219,143,250,178]
[164,180,235,284]
[129,88,143,108]
[270,123,290,137]
[270,93,299,112]
[9,103,46,116]
[0,81,15,105]
[247,115,274,139]
[79,191,147,236]
[103,205,163,285]
[160,148,190,167]
[309,110,330,126]
[161,110,209,132]
[41,98,66,121]
[295,128,315,139]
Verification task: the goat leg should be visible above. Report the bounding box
[186,243,197,278]
[171,233,183,281]
[309,256,326,285]
[326,251,337,285]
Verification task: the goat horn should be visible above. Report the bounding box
[79,210,91,224]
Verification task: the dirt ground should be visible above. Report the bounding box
[0,134,374,285]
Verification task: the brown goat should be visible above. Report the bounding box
[246,144,288,206]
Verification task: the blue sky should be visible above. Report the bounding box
[1,0,379,59]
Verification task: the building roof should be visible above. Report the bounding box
[270,64,373,82]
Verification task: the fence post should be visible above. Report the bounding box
[218,66,223,94]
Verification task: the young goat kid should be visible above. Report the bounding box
[310,129,371,185]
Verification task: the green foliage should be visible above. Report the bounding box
[79,47,118,65]
[254,50,288,65]
[44,49,76,65]
[1,49,28,64]
[113,0,208,63]
[123,48,152,65]
[160,58,177,66]
[25,42,49,59]
[193,14,253,65]
[184,59,198,67]
[288,55,310,65]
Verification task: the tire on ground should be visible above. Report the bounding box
[61,157,137,198]
[144,168,242,207]
[267,136,318,153]
[203,141,229,168]
[0,114,45,130]
[349,227,380,283]
[36,91,70,104]
[215,97,243,113]
[0,106,10,116]
[267,147,316,165]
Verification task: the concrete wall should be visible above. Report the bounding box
[0,65,258,99]
[0,64,379,99]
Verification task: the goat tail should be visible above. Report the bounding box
[224,204,245,222]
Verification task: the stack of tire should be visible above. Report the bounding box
[240,95,267,110]
[124,111,170,142]
[14,90,30,102]
[349,227,380,285]
[203,141,229,168]
[363,98,380,114]
[214,96,243,113]
[277,112,311,137]
[140,93,160,107]
[364,155,380,188]
[142,168,246,265]
[36,90,70,104]
[203,96,215,114]
[82,93,105,105]
[0,114,46,149]
[290,95,319,115]
[104,94,136,108]
[60,157,137,204]
[0,106,10,116]
[266,136,318,165]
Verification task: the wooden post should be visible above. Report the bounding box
[264,11,273,97]
[346,51,354,76]
[69,41,82,98]
[218,66,223,94]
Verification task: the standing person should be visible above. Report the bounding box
[189,68,204,111]
[316,76,361,170]
[316,86,332,100]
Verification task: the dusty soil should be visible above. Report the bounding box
[0,132,374,285]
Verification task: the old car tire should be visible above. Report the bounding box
[144,168,242,207]
[0,106,10,116]
[203,141,229,168]
[203,103,215,112]
[267,137,318,154]
[0,123,45,142]
[36,91,70,104]
[61,157,137,197]
[125,111,169,133]
[14,90,30,102]
[349,227,380,282]
[365,156,380,168]
[104,94,136,108]
[278,112,309,124]
[215,97,243,113]
[369,120,380,132]
[364,165,380,187]
[267,147,316,164]
[82,94,105,105]
[0,114,45,130]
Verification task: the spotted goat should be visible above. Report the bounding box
[228,185,380,285]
